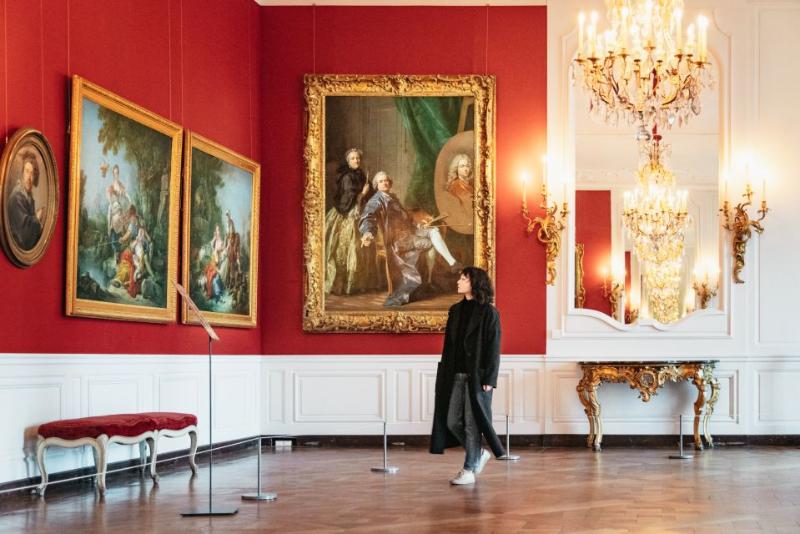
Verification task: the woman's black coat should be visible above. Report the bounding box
[429,298,506,457]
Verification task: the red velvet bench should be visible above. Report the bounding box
[36,412,198,496]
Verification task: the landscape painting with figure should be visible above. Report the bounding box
[66,77,181,323]
[303,75,495,333]
[182,132,260,328]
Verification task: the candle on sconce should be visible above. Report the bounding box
[675,8,683,50]
[761,178,766,202]
[578,12,586,55]
[521,171,529,210]
[697,15,708,62]
[541,155,548,195]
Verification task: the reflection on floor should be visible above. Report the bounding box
[2,445,800,532]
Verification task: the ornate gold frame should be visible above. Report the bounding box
[0,127,59,267]
[303,74,496,333]
[65,76,183,323]
[181,131,260,328]
[574,243,585,308]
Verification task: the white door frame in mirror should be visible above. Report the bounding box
[546,1,736,356]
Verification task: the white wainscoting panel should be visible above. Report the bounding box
[0,355,261,486]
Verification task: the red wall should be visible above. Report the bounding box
[575,190,612,316]
[0,0,262,354]
[260,6,548,354]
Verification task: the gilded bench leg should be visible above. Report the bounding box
[188,429,198,475]
[36,438,48,497]
[148,434,159,482]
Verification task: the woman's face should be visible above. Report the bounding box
[347,151,361,170]
[22,161,35,192]
[457,273,472,296]
[457,158,472,179]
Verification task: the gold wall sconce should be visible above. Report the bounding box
[601,272,624,319]
[692,263,719,310]
[720,178,768,284]
[521,158,569,285]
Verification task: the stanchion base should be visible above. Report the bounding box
[181,508,239,517]
[242,492,278,501]
[498,454,521,461]
[668,454,694,460]
[371,466,399,473]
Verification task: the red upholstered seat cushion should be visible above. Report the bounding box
[38,414,156,440]
[139,412,197,431]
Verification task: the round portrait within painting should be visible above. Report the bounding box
[0,128,59,267]
[434,131,475,235]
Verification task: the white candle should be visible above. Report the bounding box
[675,8,683,50]
[521,171,528,205]
[762,178,766,202]
[541,155,548,193]
[698,15,708,62]
[578,12,586,55]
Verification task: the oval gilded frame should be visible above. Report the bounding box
[0,127,59,268]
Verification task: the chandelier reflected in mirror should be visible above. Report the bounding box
[622,130,691,323]
[572,0,714,132]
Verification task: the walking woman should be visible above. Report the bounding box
[430,266,506,485]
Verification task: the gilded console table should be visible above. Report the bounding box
[576,361,720,451]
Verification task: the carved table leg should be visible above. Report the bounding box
[704,377,720,448]
[588,383,603,451]
[692,375,707,451]
[576,379,595,448]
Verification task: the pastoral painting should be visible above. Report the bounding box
[303,74,496,333]
[182,132,260,328]
[0,128,59,267]
[65,76,182,323]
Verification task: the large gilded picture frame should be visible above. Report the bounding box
[303,74,496,333]
[65,76,183,323]
[181,131,260,328]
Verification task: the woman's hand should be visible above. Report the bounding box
[482,385,492,392]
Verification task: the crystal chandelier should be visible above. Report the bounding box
[643,258,683,323]
[573,0,713,131]
[622,130,691,323]
[622,129,690,266]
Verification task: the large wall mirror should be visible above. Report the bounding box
[572,68,720,326]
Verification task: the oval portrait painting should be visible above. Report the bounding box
[0,128,59,267]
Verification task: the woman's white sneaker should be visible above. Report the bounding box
[474,449,491,475]
[449,469,476,485]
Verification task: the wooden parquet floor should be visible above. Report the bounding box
[2,445,800,533]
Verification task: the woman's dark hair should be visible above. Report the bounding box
[462,266,494,305]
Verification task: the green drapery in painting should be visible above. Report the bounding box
[394,97,462,215]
